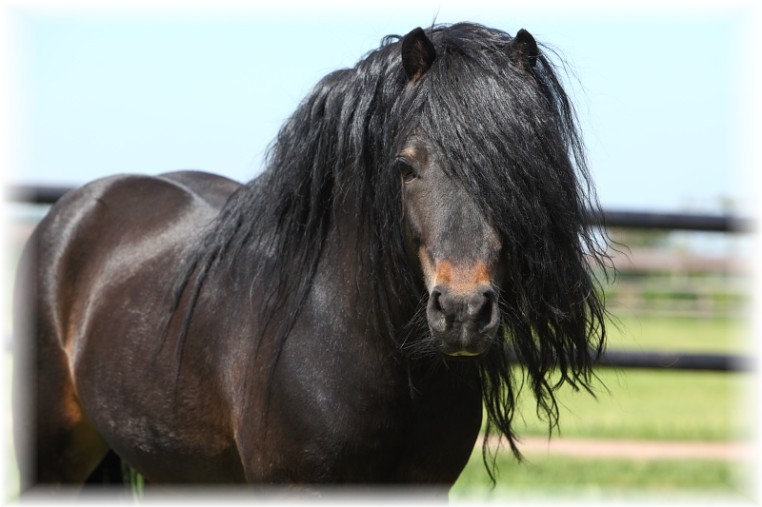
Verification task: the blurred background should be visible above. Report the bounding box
[2,0,759,503]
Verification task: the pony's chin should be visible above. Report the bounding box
[445,350,483,358]
[439,338,493,358]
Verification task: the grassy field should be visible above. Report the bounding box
[452,453,748,502]
[605,314,748,353]
[511,369,750,441]
[493,314,752,441]
[450,313,755,502]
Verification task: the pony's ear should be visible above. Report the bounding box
[509,29,538,70]
[401,27,436,82]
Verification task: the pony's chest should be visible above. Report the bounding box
[241,350,482,484]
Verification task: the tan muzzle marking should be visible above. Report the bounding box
[420,253,492,293]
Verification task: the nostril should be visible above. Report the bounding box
[482,289,495,307]
[474,289,498,332]
[426,288,448,333]
[430,289,443,313]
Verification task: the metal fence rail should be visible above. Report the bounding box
[598,350,753,372]
[8,184,754,233]
[7,185,74,205]
[590,209,753,233]
[7,183,755,373]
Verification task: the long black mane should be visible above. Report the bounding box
[168,22,608,479]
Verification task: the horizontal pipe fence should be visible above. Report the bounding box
[6,184,755,372]
[588,209,753,233]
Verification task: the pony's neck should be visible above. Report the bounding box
[330,203,422,345]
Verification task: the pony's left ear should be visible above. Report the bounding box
[509,29,539,70]
[401,27,436,82]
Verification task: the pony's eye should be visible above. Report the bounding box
[395,160,418,183]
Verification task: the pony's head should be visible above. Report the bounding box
[390,26,607,370]
[395,128,503,358]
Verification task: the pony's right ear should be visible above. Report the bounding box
[401,27,436,82]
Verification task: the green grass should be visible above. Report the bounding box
[493,314,754,442]
[606,314,748,353]
[447,367,753,499]
[451,451,747,502]
[511,369,753,441]
[449,314,754,499]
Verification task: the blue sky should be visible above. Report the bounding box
[3,0,760,214]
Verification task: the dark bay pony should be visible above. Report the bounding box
[14,23,608,492]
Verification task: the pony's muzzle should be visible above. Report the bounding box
[426,284,500,356]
